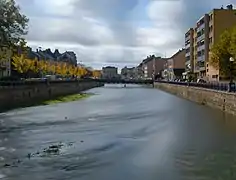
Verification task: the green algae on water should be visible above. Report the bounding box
[43,93,92,105]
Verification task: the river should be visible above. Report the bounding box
[0,84,236,180]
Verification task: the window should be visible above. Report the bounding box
[209,14,213,21]
[209,25,213,32]
[212,75,218,78]
[207,69,209,72]
[202,28,205,34]
[200,39,204,46]
[201,49,205,55]
[209,37,212,44]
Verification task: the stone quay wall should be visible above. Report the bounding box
[154,82,236,115]
[0,80,104,111]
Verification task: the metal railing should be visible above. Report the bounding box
[155,80,235,92]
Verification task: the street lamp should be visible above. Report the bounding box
[230,57,234,62]
[229,57,235,92]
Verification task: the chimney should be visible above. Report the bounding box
[36,49,38,53]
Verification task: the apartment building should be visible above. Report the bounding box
[140,56,166,79]
[0,47,12,78]
[184,28,194,75]
[102,66,118,79]
[192,4,236,81]
[164,49,186,81]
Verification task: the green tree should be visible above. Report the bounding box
[0,0,29,59]
[209,27,236,77]
[229,26,236,58]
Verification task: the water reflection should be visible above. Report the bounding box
[0,84,236,180]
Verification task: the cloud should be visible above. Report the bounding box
[15,0,233,69]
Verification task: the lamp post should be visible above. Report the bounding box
[229,57,235,92]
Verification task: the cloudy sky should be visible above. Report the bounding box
[16,0,234,69]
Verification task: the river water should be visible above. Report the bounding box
[0,84,236,180]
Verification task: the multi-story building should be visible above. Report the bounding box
[184,28,194,78]
[194,14,210,79]
[163,49,186,81]
[102,66,118,79]
[140,56,166,79]
[135,64,144,79]
[121,66,136,79]
[0,47,12,78]
[192,4,236,81]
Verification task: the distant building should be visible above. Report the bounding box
[121,66,136,79]
[102,66,118,79]
[0,46,79,78]
[0,47,12,78]
[136,64,144,79]
[163,49,186,81]
[139,55,166,79]
[27,48,77,66]
[184,28,194,79]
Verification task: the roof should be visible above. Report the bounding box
[170,49,185,59]
[103,66,117,69]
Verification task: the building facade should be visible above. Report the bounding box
[102,66,118,79]
[121,66,136,79]
[164,49,186,81]
[191,4,236,81]
[184,28,194,78]
[0,47,12,78]
[140,56,166,79]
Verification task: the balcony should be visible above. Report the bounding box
[185,43,190,49]
[197,55,205,62]
[185,51,190,57]
[185,35,190,41]
[197,45,205,52]
[197,34,205,42]
[197,23,205,32]
[185,60,190,65]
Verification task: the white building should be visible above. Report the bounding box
[102,66,118,79]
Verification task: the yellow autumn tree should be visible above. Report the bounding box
[23,58,35,74]
[92,70,101,78]
[46,61,56,75]
[67,65,74,77]
[60,63,68,76]
[55,62,62,75]
[12,55,27,73]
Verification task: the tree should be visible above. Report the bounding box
[12,54,30,74]
[209,27,236,77]
[0,0,29,48]
[92,70,101,78]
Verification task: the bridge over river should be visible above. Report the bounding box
[95,78,153,84]
[0,84,236,180]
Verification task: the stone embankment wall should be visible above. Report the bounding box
[0,81,104,111]
[154,82,236,115]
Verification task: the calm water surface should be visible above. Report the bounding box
[0,84,236,180]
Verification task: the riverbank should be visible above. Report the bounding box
[154,82,236,115]
[0,80,104,113]
[0,93,94,113]
[42,93,93,105]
